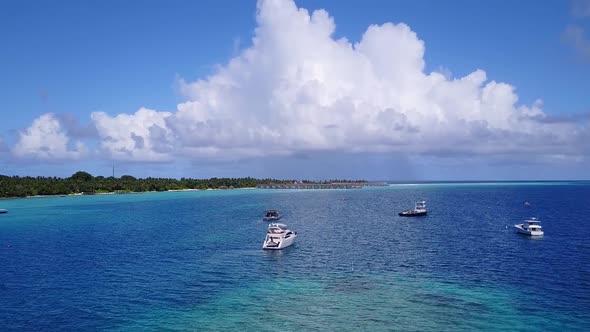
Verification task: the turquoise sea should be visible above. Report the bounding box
[1,182,589,331]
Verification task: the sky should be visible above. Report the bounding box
[1,0,589,181]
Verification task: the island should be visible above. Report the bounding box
[0,171,375,198]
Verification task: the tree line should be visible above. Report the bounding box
[0,171,365,198]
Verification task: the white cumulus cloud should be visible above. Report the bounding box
[13,113,86,160]
[74,0,588,162]
[91,108,174,161]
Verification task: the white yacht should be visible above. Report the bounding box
[399,201,427,217]
[514,217,544,236]
[262,223,297,250]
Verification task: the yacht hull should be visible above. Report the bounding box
[398,210,427,217]
[263,234,297,250]
[514,224,543,236]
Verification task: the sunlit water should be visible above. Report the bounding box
[1,183,589,331]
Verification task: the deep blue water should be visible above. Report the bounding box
[1,183,589,331]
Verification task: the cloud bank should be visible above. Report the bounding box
[13,113,86,160]
[9,0,590,164]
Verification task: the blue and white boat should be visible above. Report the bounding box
[0,209,7,214]
[515,217,544,236]
[399,201,427,217]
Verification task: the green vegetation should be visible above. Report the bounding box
[0,171,365,198]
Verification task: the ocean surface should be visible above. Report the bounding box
[1,182,589,331]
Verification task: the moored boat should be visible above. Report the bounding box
[514,217,544,236]
[262,223,297,250]
[398,201,427,217]
[263,209,281,221]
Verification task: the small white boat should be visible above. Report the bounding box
[262,223,297,250]
[514,217,544,236]
[399,201,427,217]
[0,209,7,214]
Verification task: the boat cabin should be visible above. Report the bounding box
[268,223,288,234]
[523,218,542,230]
[415,201,426,211]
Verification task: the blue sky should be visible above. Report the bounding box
[1,0,589,180]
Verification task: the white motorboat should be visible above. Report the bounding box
[262,223,297,250]
[514,217,544,236]
[399,201,427,217]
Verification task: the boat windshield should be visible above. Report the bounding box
[268,224,288,233]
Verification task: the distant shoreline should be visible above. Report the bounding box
[20,187,260,199]
[0,172,368,199]
[1,176,588,200]
[18,180,587,199]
